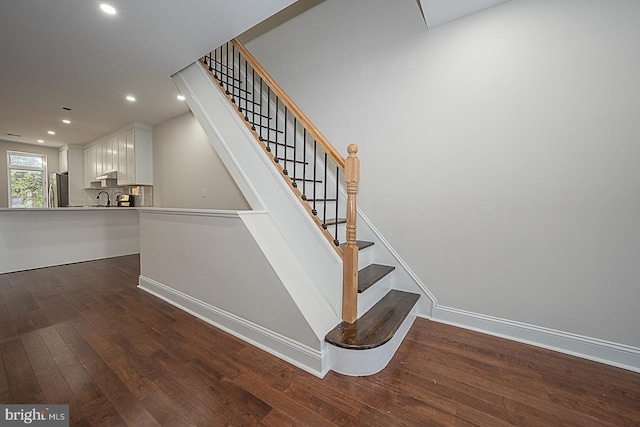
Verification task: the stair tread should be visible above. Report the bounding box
[340,240,374,250]
[358,264,396,293]
[325,290,420,350]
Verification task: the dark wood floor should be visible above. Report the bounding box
[1,256,639,426]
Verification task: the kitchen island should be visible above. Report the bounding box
[0,207,139,274]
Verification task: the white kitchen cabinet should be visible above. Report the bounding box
[83,122,153,188]
[103,140,111,173]
[66,146,86,206]
[58,147,68,173]
[117,124,153,186]
[96,143,104,177]
[84,146,97,188]
[104,138,117,173]
[117,132,127,180]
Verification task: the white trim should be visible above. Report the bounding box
[430,305,640,373]
[138,275,327,378]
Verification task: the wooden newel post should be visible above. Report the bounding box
[342,144,360,324]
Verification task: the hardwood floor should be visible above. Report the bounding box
[1,255,639,426]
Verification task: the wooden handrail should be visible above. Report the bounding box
[231,38,346,171]
[342,144,360,323]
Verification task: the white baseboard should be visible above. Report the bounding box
[430,305,640,373]
[138,275,328,378]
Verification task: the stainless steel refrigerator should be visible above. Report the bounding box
[49,172,69,207]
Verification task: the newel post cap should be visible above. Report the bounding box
[345,144,360,183]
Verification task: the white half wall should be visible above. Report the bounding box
[0,208,140,273]
[244,0,640,358]
[138,208,338,376]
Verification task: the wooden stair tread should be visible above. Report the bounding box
[325,290,420,350]
[359,264,395,293]
[323,218,346,227]
[340,240,374,250]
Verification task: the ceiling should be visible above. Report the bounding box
[0,0,297,148]
[0,0,510,150]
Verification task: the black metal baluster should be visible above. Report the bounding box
[322,153,328,228]
[216,49,220,77]
[231,44,237,104]
[224,42,233,95]
[334,165,340,245]
[312,140,317,215]
[217,46,224,88]
[292,117,297,188]
[275,97,279,161]
[258,77,264,141]
[301,129,307,199]
[213,48,217,77]
[251,69,256,130]
[282,107,288,176]
[243,58,249,115]
[265,87,271,152]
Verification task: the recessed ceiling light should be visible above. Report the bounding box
[37,139,44,143]
[126,95,136,102]
[47,131,55,135]
[100,3,117,15]
[177,95,186,101]
[62,119,71,124]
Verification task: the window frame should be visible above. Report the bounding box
[7,150,48,208]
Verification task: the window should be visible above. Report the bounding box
[7,151,47,208]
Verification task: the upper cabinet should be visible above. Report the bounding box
[83,146,97,188]
[83,123,153,188]
[117,125,153,186]
[58,147,69,173]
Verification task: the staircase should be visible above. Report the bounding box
[173,39,434,376]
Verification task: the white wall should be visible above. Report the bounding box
[245,0,640,348]
[0,140,60,208]
[153,112,249,209]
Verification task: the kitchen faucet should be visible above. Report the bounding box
[97,191,111,207]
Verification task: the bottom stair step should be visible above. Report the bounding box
[325,290,420,350]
